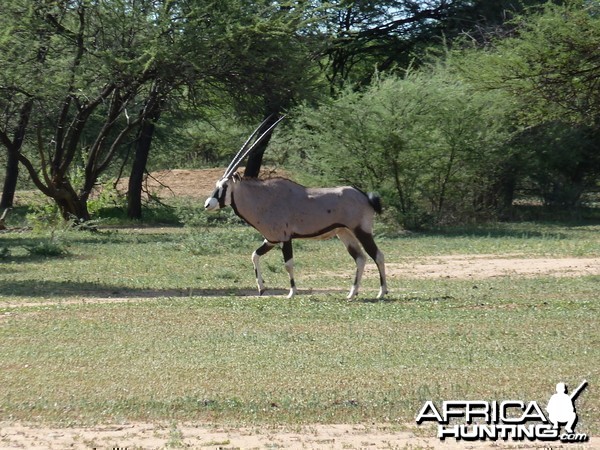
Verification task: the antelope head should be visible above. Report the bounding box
[204,115,285,211]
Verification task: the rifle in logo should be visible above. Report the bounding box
[546,380,587,434]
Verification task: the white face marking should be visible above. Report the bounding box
[204,178,231,211]
[204,196,219,210]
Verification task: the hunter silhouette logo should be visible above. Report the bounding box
[416,380,589,443]
[546,380,587,435]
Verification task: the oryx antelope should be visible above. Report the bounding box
[204,117,387,299]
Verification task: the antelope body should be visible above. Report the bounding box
[204,117,387,299]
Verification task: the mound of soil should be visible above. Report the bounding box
[115,167,288,199]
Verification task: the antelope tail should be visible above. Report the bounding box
[367,193,382,214]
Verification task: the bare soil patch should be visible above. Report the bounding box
[115,168,224,200]
[372,254,600,280]
[3,421,595,449]
[114,167,289,200]
[309,254,600,282]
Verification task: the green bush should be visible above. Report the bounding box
[452,1,600,212]
[87,179,127,217]
[23,231,71,257]
[273,70,515,229]
[26,202,63,231]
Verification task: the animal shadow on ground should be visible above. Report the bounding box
[0,280,353,301]
[355,294,454,304]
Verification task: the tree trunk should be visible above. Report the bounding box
[0,99,33,209]
[243,113,280,178]
[56,197,91,223]
[0,148,19,209]
[55,181,91,222]
[127,111,160,219]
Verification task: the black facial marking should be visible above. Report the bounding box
[218,183,228,208]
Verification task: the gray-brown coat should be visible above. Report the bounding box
[205,175,387,299]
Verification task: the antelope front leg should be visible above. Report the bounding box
[252,240,275,295]
[282,240,297,298]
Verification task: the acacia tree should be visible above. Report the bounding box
[124,0,323,216]
[126,81,164,219]
[0,0,234,220]
[0,0,39,209]
[0,1,167,220]
[310,0,549,92]
[455,0,600,206]
[207,1,323,178]
[0,100,32,210]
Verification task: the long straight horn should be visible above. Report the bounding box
[224,114,286,178]
[223,115,274,178]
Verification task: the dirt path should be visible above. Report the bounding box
[378,254,600,279]
[2,421,597,449]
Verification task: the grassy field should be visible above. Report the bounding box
[0,219,599,436]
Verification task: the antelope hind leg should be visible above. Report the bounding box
[252,240,275,295]
[282,240,297,298]
[336,228,366,299]
[355,228,388,299]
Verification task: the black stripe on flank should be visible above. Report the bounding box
[291,224,346,239]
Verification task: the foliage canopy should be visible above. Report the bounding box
[1,0,599,226]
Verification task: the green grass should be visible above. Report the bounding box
[0,222,599,433]
[1,222,598,301]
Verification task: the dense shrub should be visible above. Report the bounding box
[453,1,600,211]
[273,71,516,229]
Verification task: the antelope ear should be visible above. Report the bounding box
[232,173,242,182]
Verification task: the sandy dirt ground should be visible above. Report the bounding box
[1,421,598,449]
[113,167,287,200]
[373,254,600,280]
[3,170,598,449]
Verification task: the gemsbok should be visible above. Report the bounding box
[204,117,387,299]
